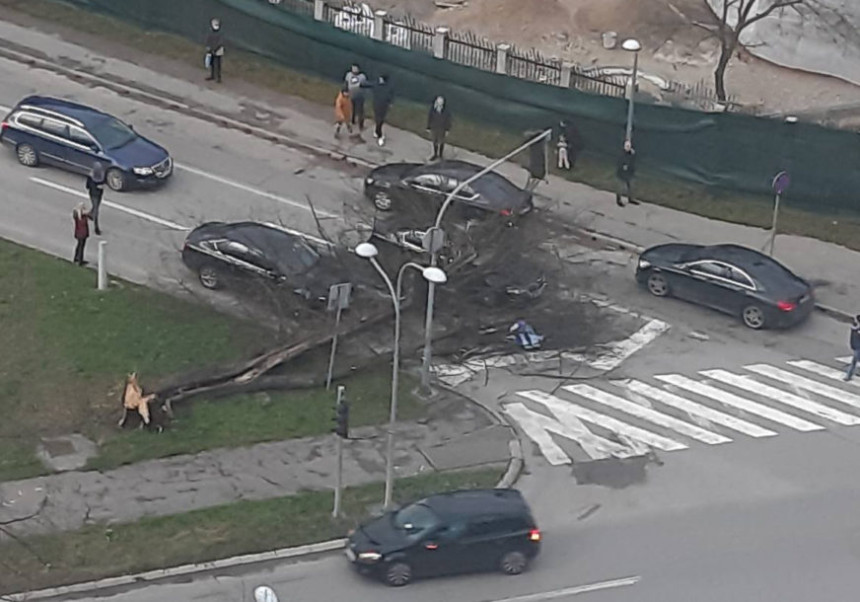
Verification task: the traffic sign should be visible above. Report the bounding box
[772,171,790,195]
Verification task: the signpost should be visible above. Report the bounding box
[332,385,347,518]
[325,282,352,390]
[769,171,791,256]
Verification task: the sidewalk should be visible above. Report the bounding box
[0,391,512,536]
[0,17,857,319]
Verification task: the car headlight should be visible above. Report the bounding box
[365,177,375,185]
[133,166,154,176]
[638,258,651,269]
[358,551,382,561]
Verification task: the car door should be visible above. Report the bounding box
[723,265,758,314]
[63,126,104,174]
[413,520,467,577]
[33,118,73,167]
[684,261,742,313]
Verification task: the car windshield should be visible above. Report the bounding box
[278,238,320,273]
[391,503,440,534]
[89,116,137,150]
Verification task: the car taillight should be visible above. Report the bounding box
[529,528,541,542]
[500,209,513,217]
[0,121,7,133]
[777,301,796,312]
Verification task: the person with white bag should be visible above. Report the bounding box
[205,18,225,83]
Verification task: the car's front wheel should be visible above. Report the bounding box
[741,304,766,330]
[646,272,670,297]
[383,561,412,587]
[499,550,528,575]
[106,168,127,192]
[16,143,39,167]
[373,191,392,211]
[198,265,223,290]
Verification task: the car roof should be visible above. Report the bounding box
[14,95,111,128]
[421,489,531,519]
[692,244,802,286]
[406,161,525,209]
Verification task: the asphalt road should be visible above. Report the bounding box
[2,55,860,602]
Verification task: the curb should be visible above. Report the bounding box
[5,538,346,601]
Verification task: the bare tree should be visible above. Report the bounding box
[705,0,805,101]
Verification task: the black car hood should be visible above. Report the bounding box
[641,243,701,264]
[350,514,409,553]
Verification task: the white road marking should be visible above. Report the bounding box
[174,162,339,218]
[702,369,860,426]
[655,374,823,432]
[489,576,641,602]
[747,364,860,410]
[787,359,859,388]
[29,177,190,231]
[563,384,731,445]
[836,356,853,364]
[518,390,687,452]
[589,318,671,371]
[613,379,777,438]
[503,402,636,464]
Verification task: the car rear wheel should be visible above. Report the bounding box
[499,550,528,575]
[106,168,127,192]
[16,143,39,167]
[198,265,223,290]
[373,191,392,211]
[741,304,766,330]
[646,272,670,297]
[383,561,412,587]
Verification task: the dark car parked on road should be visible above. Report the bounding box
[0,96,172,191]
[364,160,533,219]
[635,243,813,329]
[181,221,349,306]
[345,488,541,586]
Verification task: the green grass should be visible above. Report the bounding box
[0,239,275,481]
[4,0,859,250]
[0,467,503,595]
[87,368,424,471]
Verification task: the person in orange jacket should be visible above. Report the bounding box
[334,86,353,138]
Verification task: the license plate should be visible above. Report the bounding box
[345,547,356,562]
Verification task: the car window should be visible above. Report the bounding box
[411,174,443,190]
[392,503,440,535]
[217,241,271,270]
[690,261,731,279]
[728,267,755,289]
[277,238,320,274]
[454,184,478,200]
[15,113,42,129]
[434,521,467,541]
[69,127,98,148]
[40,119,70,139]
[89,117,137,150]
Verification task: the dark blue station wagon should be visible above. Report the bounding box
[0,96,172,191]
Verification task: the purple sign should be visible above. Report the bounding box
[772,171,790,195]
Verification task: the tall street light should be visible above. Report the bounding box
[354,242,447,508]
[622,38,641,143]
[419,128,553,391]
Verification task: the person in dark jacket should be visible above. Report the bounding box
[844,315,860,381]
[615,139,640,207]
[344,64,368,133]
[371,74,394,146]
[556,118,584,171]
[85,161,105,235]
[72,202,92,265]
[427,96,452,161]
[205,18,224,83]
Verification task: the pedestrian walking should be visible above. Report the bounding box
[86,161,105,235]
[205,18,224,83]
[72,202,92,266]
[344,64,368,133]
[615,139,640,207]
[371,74,394,146]
[844,315,860,381]
[427,96,452,161]
[334,86,353,138]
[556,118,583,171]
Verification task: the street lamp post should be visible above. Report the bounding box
[419,128,553,390]
[355,242,447,508]
[622,38,641,142]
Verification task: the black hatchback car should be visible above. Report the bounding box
[0,96,172,191]
[364,160,533,218]
[345,489,541,586]
[181,221,349,305]
[635,243,814,329]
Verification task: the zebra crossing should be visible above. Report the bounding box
[504,356,858,466]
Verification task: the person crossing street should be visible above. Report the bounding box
[844,315,860,381]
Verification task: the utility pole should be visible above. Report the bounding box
[332,385,347,518]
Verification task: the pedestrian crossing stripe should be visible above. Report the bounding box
[506,357,859,465]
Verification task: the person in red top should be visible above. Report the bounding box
[72,202,92,265]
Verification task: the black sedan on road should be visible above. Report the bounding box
[181,221,349,305]
[346,489,541,586]
[635,243,813,329]
[364,160,533,219]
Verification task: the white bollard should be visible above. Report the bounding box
[97,240,107,291]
